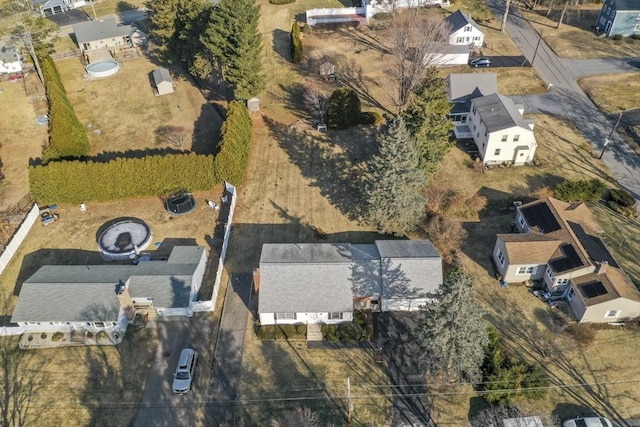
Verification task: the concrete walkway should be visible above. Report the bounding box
[487,0,640,206]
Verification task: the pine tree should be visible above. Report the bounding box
[290,21,302,64]
[363,116,427,235]
[203,0,265,99]
[402,67,454,175]
[415,265,489,384]
[146,0,181,56]
[173,0,213,78]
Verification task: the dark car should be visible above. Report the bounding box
[470,57,492,67]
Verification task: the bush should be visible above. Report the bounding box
[323,324,339,342]
[214,100,252,185]
[607,200,636,217]
[290,22,303,64]
[612,34,624,41]
[51,332,64,342]
[608,188,636,207]
[327,87,362,129]
[270,0,294,3]
[29,153,217,204]
[565,323,596,346]
[360,111,383,125]
[96,331,108,340]
[40,332,47,339]
[554,178,605,202]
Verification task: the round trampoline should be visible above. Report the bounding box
[166,193,196,215]
[86,60,120,78]
[97,218,152,261]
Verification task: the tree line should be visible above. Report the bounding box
[146,0,264,100]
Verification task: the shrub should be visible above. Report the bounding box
[214,100,252,185]
[29,153,217,204]
[290,21,303,63]
[278,324,297,338]
[96,331,108,340]
[256,325,275,339]
[51,332,64,342]
[565,323,596,346]
[612,34,624,41]
[554,178,605,202]
[295,324,307,335]
[270,0,294,3]
[360,111,383,125]
[608,188,636,207]
[327,87,362,129]
[324,324,339,342]
[338,323,358,344]
[607,200,636,218]
[40,333,47,339]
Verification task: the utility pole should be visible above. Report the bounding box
[501,0,511,32]
[531,30,544,65]
[89,0,97,20]
[347,377,353,424]
[599,112,623,159]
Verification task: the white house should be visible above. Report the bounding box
[256,240,443,325]
[11,246,207,334]
[73,18,133,52]
[446,73,498,137]
[32,0,87,15]
[467,93,537,166]
[445,10,484,48]
[0,47,23,76]
[493,198,640,323]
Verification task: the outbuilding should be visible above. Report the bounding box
[152,68,175,96]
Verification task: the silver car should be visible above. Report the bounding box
[172,348,198,394]
[470,57,492,67]
[562,417,613,427]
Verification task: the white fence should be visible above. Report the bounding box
[0,204,39,277]
[191,181,237,313]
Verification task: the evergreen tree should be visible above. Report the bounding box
[327,87,361,130]
[203,0,265,99]
[173,0,214,78]
[146,0,181,57]
[402,67,454,175]
[290,21,302,64]
[415,265,489,384]
[363,116,427,235]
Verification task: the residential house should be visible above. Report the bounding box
[445,10,485,48]
[32,0,87,15]
[152,68,175,96]
[446,72,498,138]
[493,198,640,323]
[12,246,207,334]
[468,93,537,166]
[256,240,443,325]
[424,44,471,67]
[595,0,640,37]
[0,47,23,76]
[364,0,450,17]
[73,17,133,52]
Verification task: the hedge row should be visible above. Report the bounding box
[40,55,90,161]
[269,0,295,4]
[290,21,303,64]
[213,101,252,185]
[29,153,216,204]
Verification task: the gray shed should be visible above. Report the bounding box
[152,68,174,96]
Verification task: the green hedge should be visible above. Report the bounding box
[290,21,303,64]
[213,100,252,186]
[40,54,90,161]
[554,178,605,202]
[328,87,362,129]
[255,324,306,339]
[29,153,217,203]
[608,188,635,207]
[270,0,295,4]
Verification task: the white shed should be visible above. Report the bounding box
[152,68,174,96]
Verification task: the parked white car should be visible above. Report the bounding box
[563,417,613,427]
[172,348,198,394]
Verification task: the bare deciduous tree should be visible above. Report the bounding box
[154,125,189,148]
[303,86,328,125]
[387,10,451,108]
[271,406,320,427]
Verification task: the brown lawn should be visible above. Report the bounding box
[579,72,640,113]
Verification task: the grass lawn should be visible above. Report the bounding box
[81,0,146,18]
[55,56,222,156]
[518,3,640,59]
[579,73,640,113]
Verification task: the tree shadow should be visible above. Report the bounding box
[191,102,223,155]
[116,1,137,12]
[272,29,291,62]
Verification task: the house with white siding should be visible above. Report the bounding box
[446,73,498,138]
[256,241,443,325]
[493,198,640,323]
[445,10,484,48]
[73,17,132,52]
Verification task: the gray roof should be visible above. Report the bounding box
[152,67,172,85]
[472,93,533,132]
[447,73,498,104]
[0,47,20,64]
[445,10,479,32]
[73,17,132,44]
[258,241,443,313]
[11,246,205,323]
[614,0,640,11]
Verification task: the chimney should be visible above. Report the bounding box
[595,261,608,275]
[115,282,135,321]
[253,268,261,293]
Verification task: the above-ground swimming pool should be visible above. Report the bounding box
[97,218,152,261]
[86,60,120,78]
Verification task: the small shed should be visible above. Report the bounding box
[152,68,174,96]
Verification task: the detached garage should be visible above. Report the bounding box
[152,68,174,96]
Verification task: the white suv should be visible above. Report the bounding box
[172,348,198,394]
[563,417,613,427]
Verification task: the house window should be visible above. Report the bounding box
[496,249,506,266]
[473,36,480,41]
[567,288,575,301]
[461,115,467,123]
[517,266,536,275]
[457,36,465,43]
[555,278,569,286]
[494,149,501,155]
[464,26,472,32]
[604,310,621,318]
[477,132,480,138]
[518,214,525,227]
[329,312,343,320]
[472,106,477,114]
[276,313,295,320]
[484,130,488,137]
[635,24,640,32]
[501,135,508,142]
[513,134,520,142]
[546,267,555,281]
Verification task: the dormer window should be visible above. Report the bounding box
[464,26,472,32]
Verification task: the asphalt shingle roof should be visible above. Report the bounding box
[472,93,533,132]
[445,10,479,32]
[73,17,132,44]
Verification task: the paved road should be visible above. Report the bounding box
[204,273,252,425]
[374,312,434,427]
[488,0,640,206]
[561,57,640,78]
